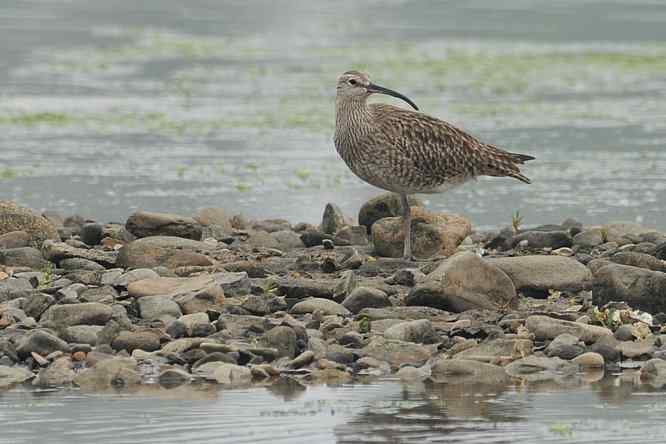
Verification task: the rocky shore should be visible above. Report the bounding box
[2,195,666,392]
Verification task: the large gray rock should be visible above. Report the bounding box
[512,230,572,249]
[0,230,31,249]
[487,255,592,292]
[111,330,161,353]
[117,236,215,269]
[40,302,113,327]
[0,201,58,245]
[23,293,55,320]
[262,326,298,358]
[74,357,140,389]
[525,315,612,344]
[213,363,252,385]
[358,193,422,234]
[372,208,471,259]
[545,333,585,359]
[125,211,203,240]
[0,247,48,269]
[320,203,348,235]
[111,269,160,288]
[0,365,34,388]
[63,325,103,345]
[592,263,666,313]
[505,355,577,382]
[406,252,517,312]
[360,336,432,370]
[17,330,70,358]
[342,287,391,314]
[41,240,117,267]
[33,357,76,387]
[430,358,509,384]
[453,338,533,362]
[196,207,233,231]
[291,298,350,316]
[137,295,183,321]
[383,319,438,344]
[128,273,226,314]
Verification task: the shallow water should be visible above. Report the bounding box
[2,375,666,443]
[1,0,666,228]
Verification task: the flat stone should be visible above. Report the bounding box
[17,330,70,358]
[372,208,471,259]
[512,230,572,249]
[593,263,666,313]
[505,355,577,382]
[40,302,112,327]
[430,358,509,384]
[383,319,438,344]
[487,255,593,292]
[0,230,31,249]
[360,336,432,370]
[453,338,534,362]
[0,247,48,269]
[406,252,517,312]
[158,368,192,388]
[59,258,106,272]
[213,363,252,385]
[126,211,203,240]
[291,298,350,316]
[112,269,160,287]
[0,365,34,388]
[128,273,225,314]
[276,278,336,300]
[63,325,103,345]
[137,295,182,322]
[526,315,612,344]
[573,229,604,248]
[342,287,391,314]
[111,330,161,353]
[74,357,140,389]
[116,236,215,269]
[42,240,117,268]
[573,352,605,368]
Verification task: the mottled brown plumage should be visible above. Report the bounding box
[334,70,534,259]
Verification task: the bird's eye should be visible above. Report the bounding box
[348,79,357,85]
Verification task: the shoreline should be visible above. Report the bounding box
[1,195,666,392]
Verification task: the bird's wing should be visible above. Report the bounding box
[369,104,533,183]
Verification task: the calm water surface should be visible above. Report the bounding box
[2,376,666,443]
[1,0,666,228]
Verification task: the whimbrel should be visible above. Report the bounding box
[334,70,534,259]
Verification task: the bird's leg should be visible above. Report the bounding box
[400,193,413,260]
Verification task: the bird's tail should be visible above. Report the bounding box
[482,145,535,184]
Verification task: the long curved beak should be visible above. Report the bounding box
[367,83,419,111]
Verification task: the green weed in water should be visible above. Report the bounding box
[0,167,19,180]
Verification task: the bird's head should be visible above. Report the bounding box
[336,71,419,110]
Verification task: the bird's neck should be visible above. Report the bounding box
[335,96,373,139]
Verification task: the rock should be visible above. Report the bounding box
[372,208,471,259]
[80,223,104,246]
[383,319,438,344]
[59,258,106,271]
[406,252,516,312]
[125,211,203,240]
[333,225,368,246]
[111,330,161,353]
[614,324,637,342]
[573,229,605,248]
[74,357,140,389]
[590,336,621,362]
[288,350,315,369]
[291,298,350,316]
[276,278,336,300]
[0,247,48,269]
[271,230,304,250]
[17,330,70,358]
[0,365,34,388]
[80,286,117,304]
[196,208,232,231]
[42,240,116,268]
[573,352,605,368]
[525,315,612,344]
[342,287,391,314]
[545,333,585,359]
[430,358,509,384]
[453,338,533,362]
[617,339,655,359]
[23,293,55,319]
[0,230,31,249]
[40,302,112,327]
[179,312,212,337]
[158,368,192,388]
[112,269,161,288]
[213,363,252,385]
[593,264,666,313]
[33,357,75,387]
[610,251,666,272]
[321,203,348,235]
[360,336,432,370]
[505,355,577,382]
[512,230,572,249]
[358,306,452,321]
[241,294,286,316]
[252,219,291,233]
[640,359,666,383]
[300,229,333,248]
[137,295,182,322]
[116,236,215,269]
[487,255,592,292]
[0,201,59,245]
[262,326,298,358]
[128,273,225,314]
[63,325,103,345]
[358,193,422,234]
[385,268,426,286]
